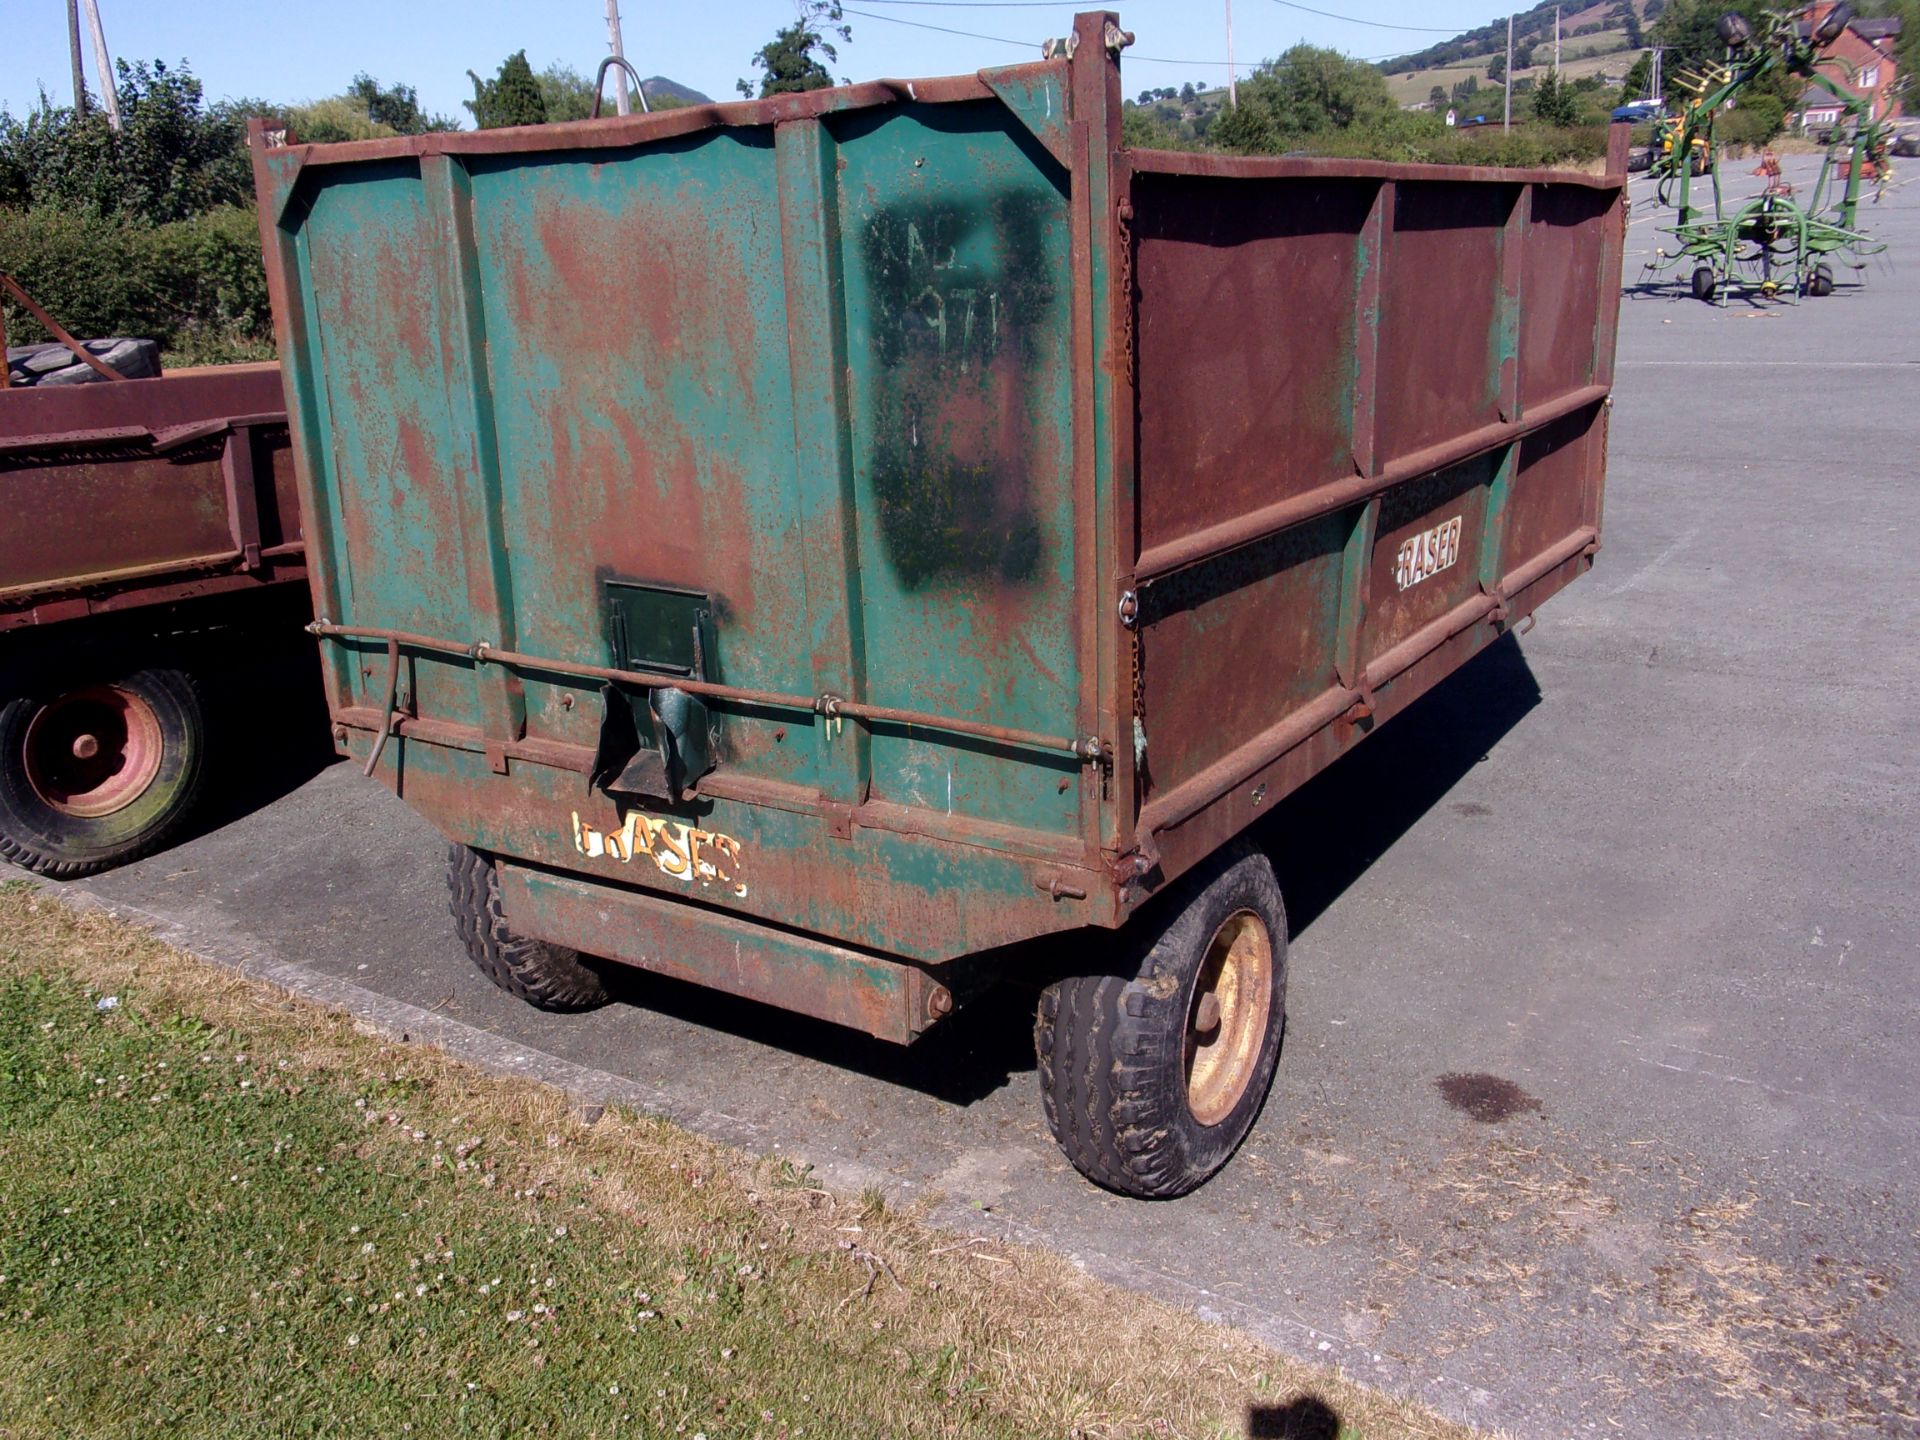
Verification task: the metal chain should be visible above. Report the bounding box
[1117,199,1136,385]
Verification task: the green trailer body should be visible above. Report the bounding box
[253,13,1627,1194]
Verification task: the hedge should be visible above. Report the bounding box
[0,204,273,366]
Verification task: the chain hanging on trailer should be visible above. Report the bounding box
[1116,199,1136,385]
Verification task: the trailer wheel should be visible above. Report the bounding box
[1691,266,1717,301]
[1036,841,1287,1199]
[1808,263,1835,297]
[0,667,207,878]
[446,843,611,1012]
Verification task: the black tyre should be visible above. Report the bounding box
[1036,840,1288,1199]
[0,666,207,878]
[1691,265,1717,302]
[1808,263,1835,297]
[447,843,610,1011]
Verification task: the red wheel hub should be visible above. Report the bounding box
[21,686,164,818]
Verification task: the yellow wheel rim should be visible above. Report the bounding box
[1183,910,1274,1127]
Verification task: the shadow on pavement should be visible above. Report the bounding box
[589,634,1544,1109]
[1258,631,1542,938]
[185,614,339,842]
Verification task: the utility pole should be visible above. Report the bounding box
[1504,13,1513,129]
[1649,46,1662,102]
[79,0,120,132]
[66,0,88,117]
[606,0,632,115]
[1225,0,1237,108]
[1555,6,1562,70]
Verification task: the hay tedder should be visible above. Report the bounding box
[1643,5,1893,303]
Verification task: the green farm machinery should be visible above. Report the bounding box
[1643,5,1893,304]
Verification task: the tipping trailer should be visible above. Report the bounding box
[252,12,1627,1197]
[0,361,304,874]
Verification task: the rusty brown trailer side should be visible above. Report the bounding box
[0,364,304,630]
[1116,141,1626,886]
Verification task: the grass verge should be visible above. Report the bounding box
[0,882,1480,1440]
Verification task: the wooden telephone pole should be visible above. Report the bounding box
[606,0,631,116]
[79,0,121,132]
[66,0,88,117]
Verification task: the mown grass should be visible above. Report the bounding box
[0,883,1481,1440]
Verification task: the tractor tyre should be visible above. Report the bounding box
[447,843,612,1012]
[0,665,208,878]
[1036,840,1288,1199]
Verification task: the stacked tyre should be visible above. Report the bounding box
[4,338,160,388]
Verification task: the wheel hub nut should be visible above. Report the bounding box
[1193,992,1222,1035]
[72,734,100,760]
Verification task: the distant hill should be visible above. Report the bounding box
[640,77,711,108]
[1380,0,1654,107]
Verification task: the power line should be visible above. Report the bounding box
[1268,0,1469,33]
[841,5,1238,66]
[839,5,1036,47]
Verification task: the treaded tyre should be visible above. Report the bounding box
[1808,263,1835,297]
[1036,840,1287,1199]
[0,666,207,878]
[1691,265,1717,302]
[447,843,611,1012]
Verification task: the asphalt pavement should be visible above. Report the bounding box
[15,153,1918,1438]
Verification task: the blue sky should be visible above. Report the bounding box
[1,1,1503,123]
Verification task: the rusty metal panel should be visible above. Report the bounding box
[1137,513,1347,799]
[1124,144,1624,890]
[832,101,1081,834]
[497,861,952,1042]
[1367,456,1495,655]
[1521,185,1614,407]
[0,365,302,622]
[1505,407,1604,566]
[1132,174,1376,558]
[1374,181,1514,466]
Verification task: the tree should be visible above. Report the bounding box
[1515,43,1536,71]
[536,63,599,122]
[0,60,253,224]
[1209,99,1279,154]
[738,2,850,98]
[466,51,548,129]
[1429,84,1449,109]
[1488,53,1507,83]
[1235,45,1394,136]
[1532,68,1580,125]
[1451,75,1480,110]
[1623,12,1646,48]
[347,73,455,133]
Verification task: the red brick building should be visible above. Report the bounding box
[1794,5,1902,129]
